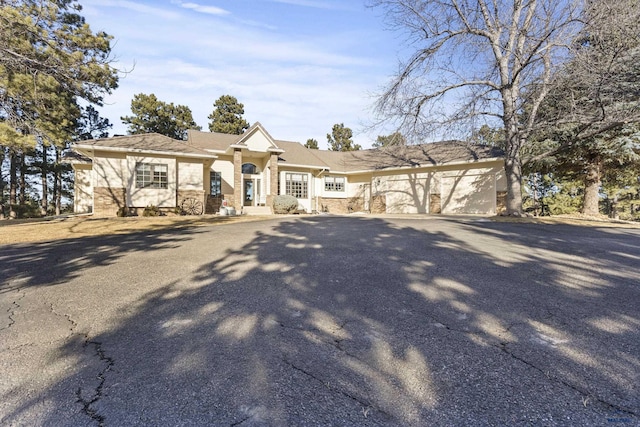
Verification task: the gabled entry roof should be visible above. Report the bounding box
[188,122,284,155]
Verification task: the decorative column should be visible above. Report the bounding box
[267,152,279,207]
[233,148,242,211]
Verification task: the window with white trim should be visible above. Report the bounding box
[135,163,168,189]
[324,176,345,192]
[210,171,222,197]
[285,173,308,199]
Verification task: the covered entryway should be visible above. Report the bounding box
[243,179,254,207]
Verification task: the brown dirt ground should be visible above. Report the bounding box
[1,213,638,246]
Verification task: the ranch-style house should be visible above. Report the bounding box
[68,122,507,217]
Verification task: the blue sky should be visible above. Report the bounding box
[80,0,404,148]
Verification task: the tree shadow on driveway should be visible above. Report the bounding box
[1,216,638,426]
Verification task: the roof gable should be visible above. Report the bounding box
[234,122,282,153]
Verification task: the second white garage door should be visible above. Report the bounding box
[441,173,496,214]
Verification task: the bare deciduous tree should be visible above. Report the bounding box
[370,0,583,215]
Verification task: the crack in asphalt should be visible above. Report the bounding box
[497,341,638,418]
[0,290,25,332]
[229,415,252,426]
[48,303,78,336]
[281,313,638,422]
[424,316,638,419]
[282,357,390,422]
[76,340,114,427]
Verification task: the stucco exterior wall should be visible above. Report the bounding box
[244,131,274,152]
[73,165,93,214]
[211,156,235,197]
[126,155,177,208]
[92,151,128,188]
[178,160,204,190]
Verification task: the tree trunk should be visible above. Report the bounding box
[41,144,49,216]
[9,151,18,218]
[9,152,18,205]
[55,147,62,215]
[582,157,602,216]
[610,194,619,219]
[0,148,4,218]
[19,153,26,205]
[505,159,523,215]
[503,114,524,216]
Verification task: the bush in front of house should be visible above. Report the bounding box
[142,205,161,217]
[273,195,299,214]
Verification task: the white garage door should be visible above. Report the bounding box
[384,178,429,214]
[441,174,496,214]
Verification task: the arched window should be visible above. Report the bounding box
[242,163,259,174]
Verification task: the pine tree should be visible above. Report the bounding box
[1,0,118,217]
[327,123,361,151]
[208,95,250,135]
[304,138,319,149]
[121,93,201,140]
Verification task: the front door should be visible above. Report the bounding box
[244,179,254,207]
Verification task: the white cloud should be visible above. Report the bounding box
[83,0,181,20]
[269,0,347,10]
[173,1,231,16]
[81,0,398,148]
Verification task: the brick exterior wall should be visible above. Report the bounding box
[223,193,235,209]
[429,194,442,214]
[318,197,364,214]
[371,195,386,214]
[496,191,507,215]
[233,149,242,211]
[267,152,278,209]
[177,189,206,214]
[93,187,126,217]
[206,196,223,214]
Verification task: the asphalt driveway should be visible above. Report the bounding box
[1,216,638,426]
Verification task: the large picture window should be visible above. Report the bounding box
[135,163,168,189]
[324,176,345,192]
[285,173,308,199]
[210,171,222,197]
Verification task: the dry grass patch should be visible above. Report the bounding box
[492,214,640,228]
[0,215,272,245]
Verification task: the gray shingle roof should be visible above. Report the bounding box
[182,130,504,172]
[274,140,329,168]
[187,130,240,151]
[311,141,504,173]
[73,133,216,158]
